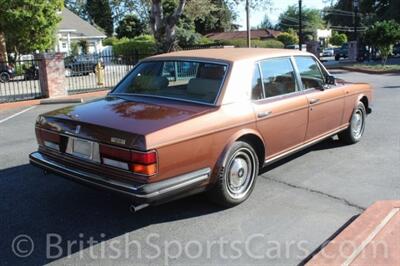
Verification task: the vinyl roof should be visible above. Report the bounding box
[146,48,311,63]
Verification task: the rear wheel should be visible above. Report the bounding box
[338,102,366,144]
[207,141,259,207]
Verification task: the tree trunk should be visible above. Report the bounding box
[0,32,7,63]
[150,0,186,53]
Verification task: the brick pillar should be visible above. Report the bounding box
[37,53,66,98]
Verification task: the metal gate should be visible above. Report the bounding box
[65,51,150,94]
[0,58,43,103]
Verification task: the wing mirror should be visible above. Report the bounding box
[326,75,336,85]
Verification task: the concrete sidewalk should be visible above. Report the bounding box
[0,90,109,111]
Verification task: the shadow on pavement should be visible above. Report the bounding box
[0,164,223,265]
[260,138,347,174]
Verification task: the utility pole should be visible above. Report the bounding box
[353,0,359,57]
[246,0,251,48]
[298,0,303,51]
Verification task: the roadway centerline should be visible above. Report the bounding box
[0,106,37,124]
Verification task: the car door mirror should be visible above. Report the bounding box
[326,75,336,85]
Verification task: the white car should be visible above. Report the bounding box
[322,48,335,57]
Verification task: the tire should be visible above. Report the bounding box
[338,102,366,144]
[0,71,10,83]
[207,141,259,207]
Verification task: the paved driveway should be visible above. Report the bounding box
[0,70,399,265]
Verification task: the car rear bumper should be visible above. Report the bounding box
[29,151,210,204]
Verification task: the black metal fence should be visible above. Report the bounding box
[0,59,42,103]
[65,51,153,94]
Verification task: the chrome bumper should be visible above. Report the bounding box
[29,151,210,203]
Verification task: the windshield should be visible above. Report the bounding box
[111,60,228,104]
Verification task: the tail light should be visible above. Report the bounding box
[100,145,157,176]
[39,129,60,151]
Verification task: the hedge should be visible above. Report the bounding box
[104,35,157,58]
[219,38,284,48]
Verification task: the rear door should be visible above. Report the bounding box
[252,57,309,159]
[293,56,345,141]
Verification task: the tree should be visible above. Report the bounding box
[0,0,63,57]
[329,31,347,46]
[194,0,235,35]
[116,15,146,38]
[258,14,273,29]
[86,0,114,36]
[78,40,89,54]
[277,5,325,41]
[277,30,299,47]
[365,20,400,65]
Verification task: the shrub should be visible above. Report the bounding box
[277,32,299,47]
[112,35,156,58]
[329,32,347,46]
[220,38,284,48]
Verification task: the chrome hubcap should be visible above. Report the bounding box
[351,110,364,138]
[226,149,256,199]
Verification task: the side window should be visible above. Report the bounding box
[295,57,325,90]
[251,64,263,100]
[259,58,297,98]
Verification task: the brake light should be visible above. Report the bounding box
[40,129,60,150]
[99,144,158,176]
[131,151,157,164]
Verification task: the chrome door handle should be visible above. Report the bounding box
[257,111,272,119]
[309,98,320,104]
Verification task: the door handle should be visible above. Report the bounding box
[309,98,320,104]
[257,111,272,119]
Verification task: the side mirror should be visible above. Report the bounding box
[326,75,336,85]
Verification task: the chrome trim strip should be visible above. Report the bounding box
[30,152,210,199]
[264,125,348,165]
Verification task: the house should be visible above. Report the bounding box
[206,29,282,41]
[55,8,107,55]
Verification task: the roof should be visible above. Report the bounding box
[146,48,310,63]
[206,29,282,41]
[58,8,106,38]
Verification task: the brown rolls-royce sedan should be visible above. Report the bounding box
[30,48,372,210]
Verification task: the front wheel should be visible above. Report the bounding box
[0,72,10,83]
[207,141,259,207]
[338,102,366,144]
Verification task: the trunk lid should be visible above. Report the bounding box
[38,95,214,150]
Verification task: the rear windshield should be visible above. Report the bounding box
[111,60,228,104]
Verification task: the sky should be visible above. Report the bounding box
[236,0,327,29]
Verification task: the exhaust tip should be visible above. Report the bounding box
[129,203,149,213]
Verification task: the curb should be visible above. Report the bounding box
[0,90,109,111]
[326,65,400,74]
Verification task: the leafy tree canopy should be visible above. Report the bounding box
[257,14,274,29]
[0,0,63,55]
[86,0,114,36]
[277,5,325,40]
[329,31,347,46]
[116,15,146,38]
[277,29,299,47]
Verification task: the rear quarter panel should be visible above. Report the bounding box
[145,102,258,183]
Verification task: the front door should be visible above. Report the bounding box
[252,57,309,159]
[293,56,345,140]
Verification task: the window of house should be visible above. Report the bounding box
[61,42,67,49]
[259,57,298,98]
[295,56,325,90]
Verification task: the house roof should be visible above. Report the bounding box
[58,8,106,38]
[146,48,310,63]
[206,29,282,41]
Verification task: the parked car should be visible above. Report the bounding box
[30,48,372,210]
[24,64,40,80]
[0,62,15,83]
[334,43,349,60]
[64,55,104,76]
[322,48,335,57]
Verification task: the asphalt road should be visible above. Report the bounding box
[0,70,399,265]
